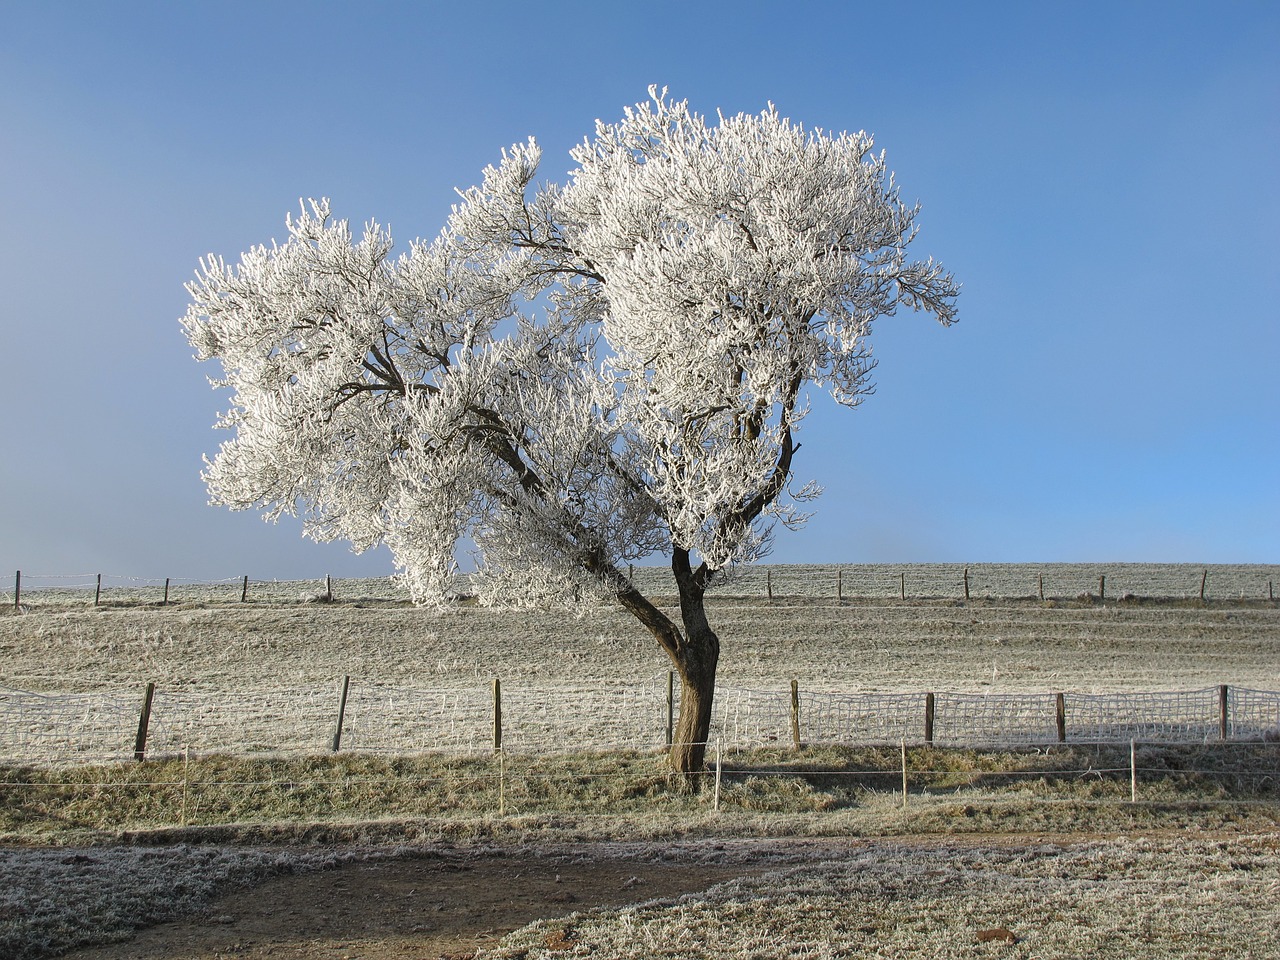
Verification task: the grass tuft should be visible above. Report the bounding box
[2,743,1276,845]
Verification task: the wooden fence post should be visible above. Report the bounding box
[1039,572,1045,601]
[924,692,935,745]
[498,748,506,817]
[181,745,190,826]
[1219,684,1229,741]
[837,568,842,602]
[766,569,772,600]
[1098,575,1105,601]
[95,574,102,607]
[963,567,970,601]
[790,679,802,750]
[325,575,333,602]
[666,671,675,748]
[1200,570,1209,602]
[899,572,906,601]
[163,578,170,607]
[241,575,249,603]
[493,678,502,752]
[1055,692,1067,743]
[13,570,19,611]
[331,675,351,751]
[134,682,156,761]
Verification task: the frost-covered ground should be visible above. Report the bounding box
[0,844,356,960]
[4,835,1278,960]
[4,564,1278,695]
[10,562,1277,608]
[1,566,1277,958]
[3,564,1277,761]
[486,835,1280,959]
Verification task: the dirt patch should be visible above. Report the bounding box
[65,848,754,959]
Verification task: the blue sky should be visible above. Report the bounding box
[1,1,1276,582]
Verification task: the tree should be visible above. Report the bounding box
[182,88,958,774]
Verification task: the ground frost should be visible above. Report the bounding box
[0,844,350,960]
[482,837,1280,959]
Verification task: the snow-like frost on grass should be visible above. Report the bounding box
[482,836,1280,959]
[0,844,353,960]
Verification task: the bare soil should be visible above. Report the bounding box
[64,847,757,959]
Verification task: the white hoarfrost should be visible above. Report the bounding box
[182,88,957,608]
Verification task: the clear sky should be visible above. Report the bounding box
[1,1,1276,583]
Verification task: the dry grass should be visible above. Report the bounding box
[2,744,1276,846]
[1,743,1277,959]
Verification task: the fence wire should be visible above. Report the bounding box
[143,686,336,756]
[3,680,1277,767]
[7,563,1278,607]
[0,686,139,763]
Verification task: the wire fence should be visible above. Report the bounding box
[2,678,1277,767]
[6,563,1279,609]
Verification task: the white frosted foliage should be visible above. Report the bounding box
[182,89,957,606]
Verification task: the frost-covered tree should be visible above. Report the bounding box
[183,89,958,774]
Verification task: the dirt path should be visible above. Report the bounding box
[65,848,756,959]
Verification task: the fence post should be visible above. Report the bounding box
[181,745,190,826]
[1055,692,1067,743]
[241,575,249,603]
[963,567,970,600]
[837,568,842,602]
[899,572,906,601]
[1099,574,1105,601]
[1200,570,1208,602]
[493,678,502,752]
[1219,684,1229,741]
[900,739,909,809]
[713,738,722,813]
[13,570,19,611]
[325,575,333,602]
[95,574,102,607]
[766,569,773,600]
[331,675,351,751]
[1038,572,1045,601]
[790,679,801,750]
[924,692,935,745]
[666,671,675,748]
[134,682,156,761]
[1130,739,1137,803]
[163,578,170,607]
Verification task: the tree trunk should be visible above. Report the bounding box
[606,548,721,778]
[667,550,720,776]
[668,615,719,775]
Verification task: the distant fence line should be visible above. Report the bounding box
[2,677,1277,767]
[7,564,1280,609]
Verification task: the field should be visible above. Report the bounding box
[1,563,1278,958]
[5,563,1279,697]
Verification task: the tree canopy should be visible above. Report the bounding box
[183,88,958,772]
